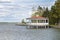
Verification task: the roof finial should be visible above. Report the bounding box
[36,15,39,17]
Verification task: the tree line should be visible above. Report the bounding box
[32,0,60,25]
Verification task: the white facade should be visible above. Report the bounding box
[26,19,49,26]
[26,16,49,29]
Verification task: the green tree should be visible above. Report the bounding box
[42,7,49,18]
[54,0,60,24]
[50,0,60,25]
[49,6,57,24]
[37,6,42,11]
[32,6,43,17]
[21,19,25,23]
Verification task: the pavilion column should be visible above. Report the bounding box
[48,19,49,28]
[45,19,46,28]
[37,19,38,29]
[45,26,46,29]
[45,19,46,23]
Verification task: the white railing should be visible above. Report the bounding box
[26,23,49,26]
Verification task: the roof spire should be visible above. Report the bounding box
[36,14,39,17]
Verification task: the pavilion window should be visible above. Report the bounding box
[46,20,48,23]
[38,20,44,23]
[31,20,37,23]
[38,20,40,23]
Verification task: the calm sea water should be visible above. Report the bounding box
[0,23,60,40]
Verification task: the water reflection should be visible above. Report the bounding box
[0,23,60,40]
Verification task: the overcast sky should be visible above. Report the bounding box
[0,0,56,22]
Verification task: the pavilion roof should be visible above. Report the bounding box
[26,16,48,20]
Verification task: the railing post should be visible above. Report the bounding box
[45,26,46,28]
